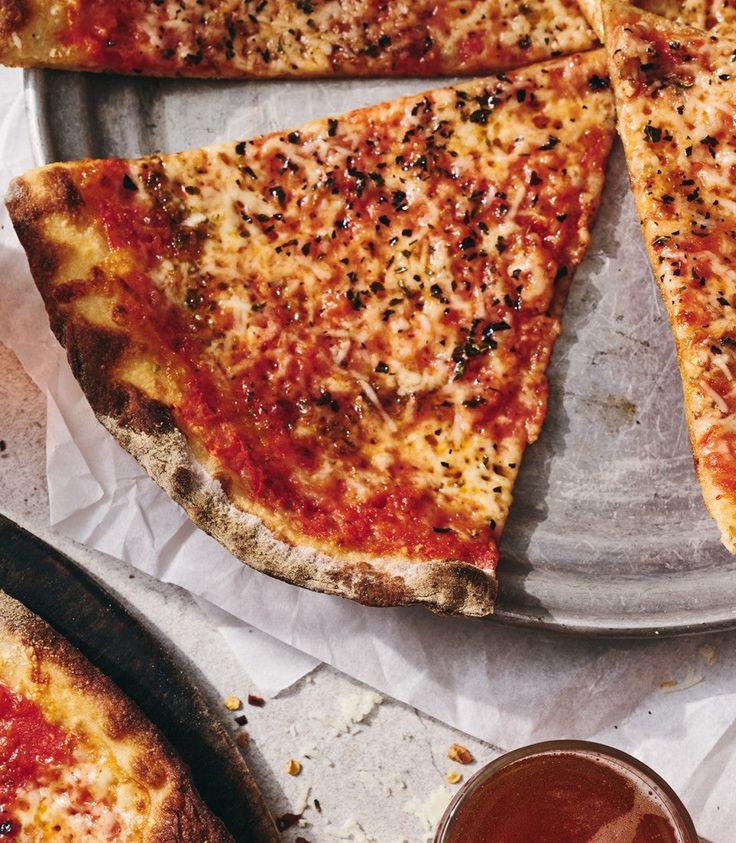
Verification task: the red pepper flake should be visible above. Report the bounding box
[248,694,265,707]
[539,135,560,151]
[276,812,302,831]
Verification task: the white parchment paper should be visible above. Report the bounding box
[3,65,736,839]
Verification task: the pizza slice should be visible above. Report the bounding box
[0,0,598,78]
[577,0,706,41]
[604,0,736,552]
[7,52,615,617]
[0,590,233,841]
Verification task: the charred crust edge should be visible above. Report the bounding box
[5,170,84,303]
[103,416,497,617]
[62,321,176,436]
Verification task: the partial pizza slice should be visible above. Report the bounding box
[0,0,598,77]
[604,0,736,552]
[7,51,615,617]
[0,590,234,841]
[578,0,705,41]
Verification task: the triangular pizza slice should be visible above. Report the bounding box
[0,0,597,77]
[604,0,736,552]
[7,52,615,616]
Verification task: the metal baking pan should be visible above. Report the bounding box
[24,68,736,637]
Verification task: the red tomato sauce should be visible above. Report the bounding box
[700,427,736,496]
[443,753,681,843]
[60,0,176,74]
[0,682,74,836]
[61,1,144,72]
[626,25,708,95]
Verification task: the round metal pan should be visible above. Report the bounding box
[24,68,736,638]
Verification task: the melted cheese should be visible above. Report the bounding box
[578,0,706,42]
[0,663,151,842]
[123,57,607,558]
[12,750,149,841]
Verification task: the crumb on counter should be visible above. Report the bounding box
[446,771,462,785]
[403,785,454,832]
[447,743,474,765]
[700,643,718,665]
[236,731,250,751]
[248,693,266,707]
[287,758,303,776]
[223,694,242,711]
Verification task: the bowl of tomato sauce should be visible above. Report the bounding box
[434,740,698,843]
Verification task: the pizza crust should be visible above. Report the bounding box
[102,414,498,616]
[0,590,234,842]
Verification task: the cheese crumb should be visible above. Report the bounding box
[403,786,453,832]
[287,759,303,776]
[447,743,474,765]
[446,771,462,785]
[323,690,383,736]
[224,694,242,711]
